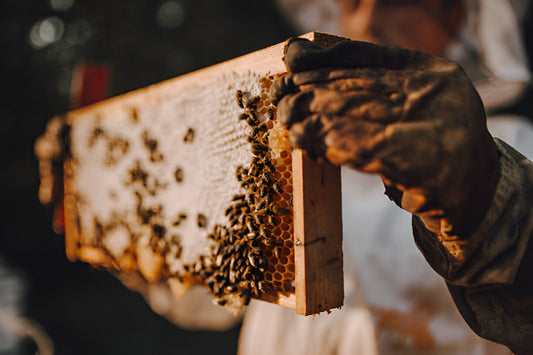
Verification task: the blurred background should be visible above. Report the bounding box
[0,1,297,354]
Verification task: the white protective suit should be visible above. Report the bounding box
[139,0,533,354]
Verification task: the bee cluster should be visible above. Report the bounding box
[185,86,295,306]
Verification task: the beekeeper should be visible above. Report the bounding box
[140,0,533,354]
[237,1,533,354]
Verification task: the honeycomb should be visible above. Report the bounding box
[182,75,297,306]
[55,33,344,315]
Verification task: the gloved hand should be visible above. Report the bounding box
[272,38,500,238]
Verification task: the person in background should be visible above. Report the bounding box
[134,0,532,354]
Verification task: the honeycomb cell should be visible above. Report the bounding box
[282,216,292,224]
[280,256,288,265]
[265,273,273,281]
[287,263,295,273]
[275,264,285,273]
[283,171,291,179]
[273,272,283,281]
[281,247,290,257]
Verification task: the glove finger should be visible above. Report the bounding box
[291,68,385,87]
[288,114,329,161]
[283,37,428,73]
[321,118,386,167]
[287,112,387,165]
[358,120,444,189]
[277,88,403,129]
[276,90,316,128]
[269,74,297,105]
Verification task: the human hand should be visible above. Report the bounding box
[272,38,500,237]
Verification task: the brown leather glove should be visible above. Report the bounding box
[272,38,500,238]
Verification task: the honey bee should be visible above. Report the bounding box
[259,225,269,239]
[240,289,251,305]
[245,216,255,233]
[261,173,272,184]
[128,108,139,123]
[174,167,184,183]
[247,115,259,127]
[272,204,290,215]
[229,214,238,227]
[256,122,268,132]
[272,181,283,194]
[265,107,275,120]
[257,281,265,292]
[262,237,274,247]
[252,143,268,152]
[264,159,275,173]
[215,254,224,267]
[256,200,266,211]
[251,156,262,165]
[246,96,261,110]
[243,176,255,186]
[253,214,263,225]
[246,194,256,205]
[249,165,261,177]
[174,244,183,258]
[225,205,234,216]
[225,285,237,293]
[197,213,207,228]
[267,215,279,226]
[236,90,245,108]
[183,128,195,143]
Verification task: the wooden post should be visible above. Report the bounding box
[293,149,343,315]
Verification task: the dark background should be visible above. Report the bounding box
[3,1,533,354]
[0,1,295,354]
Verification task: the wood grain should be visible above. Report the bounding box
[293,149,343,315]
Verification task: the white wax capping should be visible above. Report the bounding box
[71,70,269,272]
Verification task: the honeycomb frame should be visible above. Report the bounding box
[61,32,344,315]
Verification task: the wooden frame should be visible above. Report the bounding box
[63,32,344,315]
